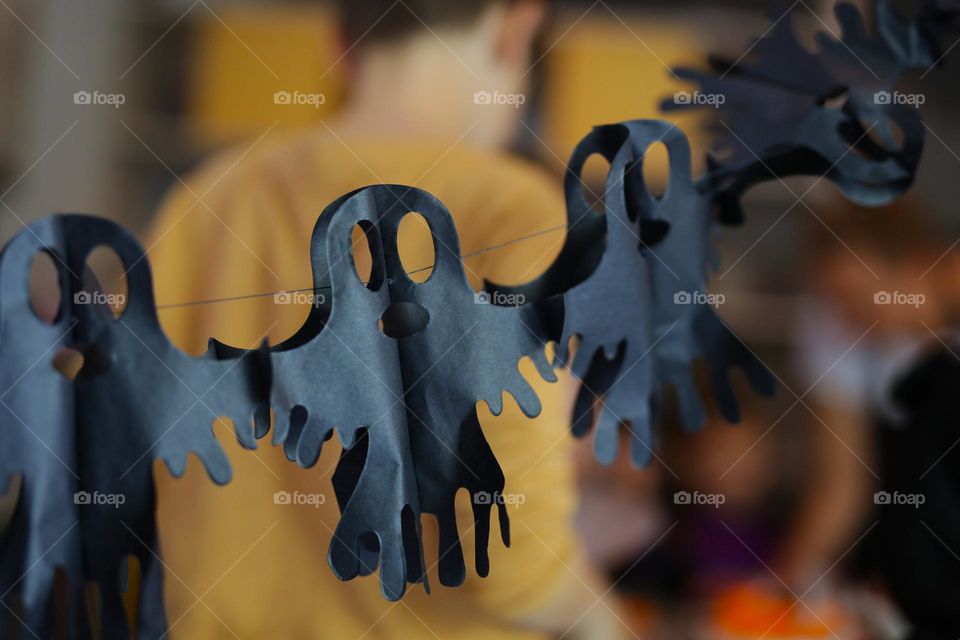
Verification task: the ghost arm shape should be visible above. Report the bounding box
[265,185,556,601]
[620,121,776,431]
[663,0,931,223]
[486,121,774,468]
[0,222,83,638]
[0,215,271,639]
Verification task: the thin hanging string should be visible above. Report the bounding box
[155,223,569,311]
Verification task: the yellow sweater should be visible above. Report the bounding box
[148,128,579,639]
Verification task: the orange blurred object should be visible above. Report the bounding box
[712,585,848,639]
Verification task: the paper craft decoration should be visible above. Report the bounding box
[487,120,775,467]
[663,0,935,223]
[258,185,557,600]
[0,0,949,630]
[0,215,271,638]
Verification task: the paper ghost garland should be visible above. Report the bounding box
[258,185,557,600]
[487,120,776,467]
[663,0,936,223]
[0,216,271,638]
[0,0,949,633]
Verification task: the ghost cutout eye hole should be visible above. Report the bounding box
[351,221,386,291]
[83,245,129,319]
[397,212,435,283]
[581,153,611,217]
[28,250,62,325]
[641,141,670,202]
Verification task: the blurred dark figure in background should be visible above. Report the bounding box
[868,345,960,639]
[147,1,626,638]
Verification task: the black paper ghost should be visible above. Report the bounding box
[258,185,557,601]
[0,215,270,639]
[663,0,932,223]
[487,121,775,467]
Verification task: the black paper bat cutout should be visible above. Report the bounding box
[663,0,932,223]
[249,185,557,601]
[487,121,775,467]
[0,215,270,639]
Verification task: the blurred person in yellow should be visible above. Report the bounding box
[147,1,625,638]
